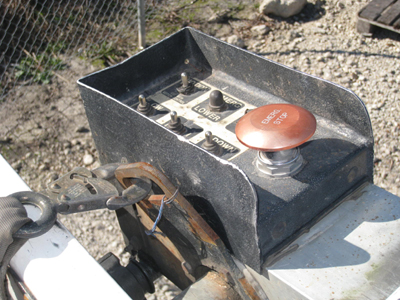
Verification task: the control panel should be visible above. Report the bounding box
[78,27,374,272]
[129,72,320,177]
[129,73,255,161]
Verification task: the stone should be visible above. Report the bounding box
[227,35,245,48]
[71,139,81,146]
[83,154,94,166]
[12,161,23,171]
[38,163,50,172]
[251,24,271,37]
[63,141,72,149]
[289,30,302,40]
[208,9,230,23]
[214,24,233,38]
[259,0,307,18]
[251,40,265,50]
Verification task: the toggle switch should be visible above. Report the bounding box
[177,72,195,95]
[202,131,222,156]
[137,94,154,116]
[235,104,316,176]
[167,111,186,135]
[208,90,227,112]
[181,72,189,87]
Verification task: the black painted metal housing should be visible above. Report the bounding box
[78,28,373,272]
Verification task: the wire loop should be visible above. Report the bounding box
[145,188,179,237]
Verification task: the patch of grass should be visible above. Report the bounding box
[231,2,245,12]
[79,41,127,67]
[0,145,12,160]
[146,22,181,44]
[145,0,212,43]
[91,59,106,69]
[46,42,68,54]
[146,28,165,41]
[14,52,66,84]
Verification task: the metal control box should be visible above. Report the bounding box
[78,28,373,272]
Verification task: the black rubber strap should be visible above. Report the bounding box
[0,196,31,300]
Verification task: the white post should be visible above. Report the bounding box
[137,0,146,50]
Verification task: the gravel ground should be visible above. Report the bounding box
[2,0,400,299]
[249,0,400,197]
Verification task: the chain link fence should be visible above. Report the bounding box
[0,2,251,296]
[0,0,156,190]
[0,0,141,98]
[0,0,253,191]
[0,0,239,103]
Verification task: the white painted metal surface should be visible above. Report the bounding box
[4,153,400,300]
[249,183,400,300]
[0,155,131,300]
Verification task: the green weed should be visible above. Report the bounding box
[46,42,67,54]
[146,29,164,41]
[0,145,11,160]
[79,41,126,67]
[15,52,65,84]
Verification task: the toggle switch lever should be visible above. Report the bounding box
[167,111,186,135]
[181,72,189,88]
[177,72,195,95]
[235,104,316,176]
[137,94,154,116]
[202,131,223,156]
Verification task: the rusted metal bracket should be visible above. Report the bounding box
[115,162,261,300]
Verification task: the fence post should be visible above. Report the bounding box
[137,0,146,50]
